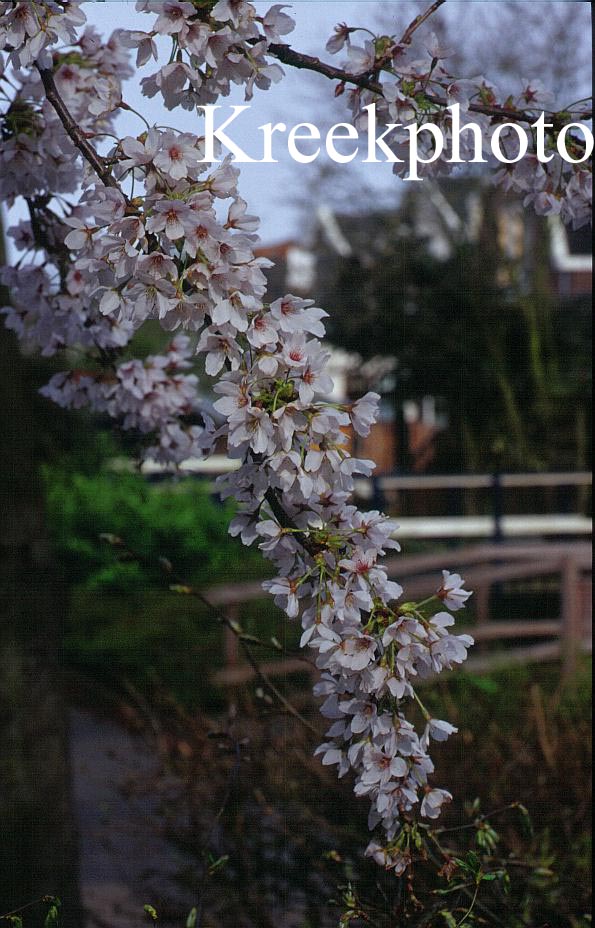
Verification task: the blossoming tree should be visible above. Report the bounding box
[0,0,591,887]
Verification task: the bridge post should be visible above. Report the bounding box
[371,475,386,513]
[561,556,581,676]
[492,473,504,544]
[474,583,491,652]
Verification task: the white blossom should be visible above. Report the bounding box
[437,571,473,611]
[3,0,585,879]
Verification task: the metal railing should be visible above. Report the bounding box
[357,471,592,542]
[119,460,592,542]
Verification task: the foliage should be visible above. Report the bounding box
[178,659,589,927]
[43,468,259,592]
[0,897,61,928]
[2,662,590,927]
[318,183,592,472]
[42,466,273,705]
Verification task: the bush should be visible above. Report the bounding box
[42,467,271,706]
[43,468,262,592]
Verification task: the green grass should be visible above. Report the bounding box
[64,586,300,709]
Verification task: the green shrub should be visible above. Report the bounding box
[43,468,262,592]
[42,467,274,705]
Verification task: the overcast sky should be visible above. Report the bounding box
[4,1,592,251]
[77,0,595,243]
[84,0,402,243]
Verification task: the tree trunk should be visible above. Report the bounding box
[0,318,81,922]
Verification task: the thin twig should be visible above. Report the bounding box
[399,0,447,47]
[433,802,518,836]
[0,898,55,921]
[102,536,321,737]
[266,41,382,93]
[183,582,320,736]
[456,880,481,926]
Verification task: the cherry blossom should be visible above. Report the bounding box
[325,17,591,224]
[1,0,589,879]
[437,571,473,611]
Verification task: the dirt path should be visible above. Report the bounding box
[69,708,197,928]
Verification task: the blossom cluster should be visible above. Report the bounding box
[0,1,87,68]
[0,0,589,875]
[131,0,294,109]
[327,24,592,227]
[41,335,215,463]
[204,287,474,870]
[0,13,132,204]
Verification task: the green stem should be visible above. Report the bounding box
[456,880,481,926]
[412,688,431,721]
[415,595,441,611]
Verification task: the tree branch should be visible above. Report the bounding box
[399,0,447,46]
[264,487,323,559]
[266,43,592,124]
[101,535,320,737]
[35,64,120,189]
[191,581,320,736]
[25,196,71,284]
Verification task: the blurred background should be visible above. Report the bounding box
[0,2,591,927]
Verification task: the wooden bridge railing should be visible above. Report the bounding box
[208,541,592,687]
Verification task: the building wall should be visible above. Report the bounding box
[348,422,398,476]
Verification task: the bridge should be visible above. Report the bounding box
[208,540,592,688]
[113,459,592,685]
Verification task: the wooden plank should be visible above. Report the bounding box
[201,543,591,607]
[390,514,592,539]
[501,472,593,488]
[422,639,590,678]
[459,559,565,587]
[205,580,265,606]
[130,465,592,488]
[376,471,592,492]
[397,559,565,601]
[472,621,561,641]
[579,577,593,641]
[462,641,564,674]
[380,474,493,491]
[212,627,570,687]
[384,541,591,577]
[474,584,491,627]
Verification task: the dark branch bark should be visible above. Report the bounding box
[267,43,592,124]
[36,65,119,189]
[399,0,447,46]
[264,487,323,559]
